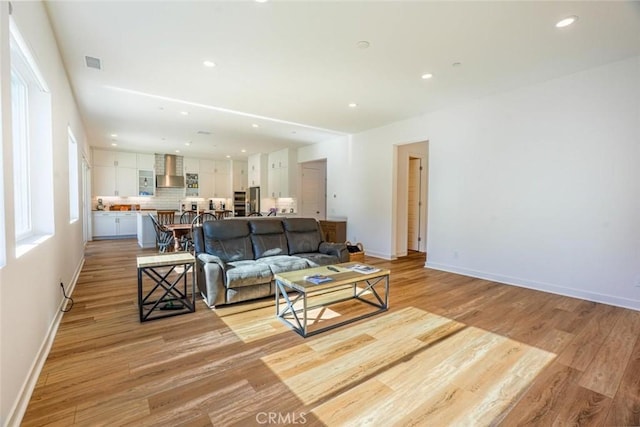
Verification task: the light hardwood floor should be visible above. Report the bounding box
[21,239,640,426]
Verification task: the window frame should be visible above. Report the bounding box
[10,17,54,257]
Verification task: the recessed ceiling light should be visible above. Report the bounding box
[203,60,216,67]
[111,143,117,146]
[348,103,358,108]
[185,142,191,146]
[252,124,259,128]
[255,0,268,3]
[556,16,578,28]
[110,133,118,138]
[421,73,433,80]
[180,111,189,116]
[356,41,370,49]
[241,149,246,153]
[175,150,180,153]
[225,155,231,158]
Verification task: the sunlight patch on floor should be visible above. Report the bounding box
[216,287,363,343]
[261,306,556,425]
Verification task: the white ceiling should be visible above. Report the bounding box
[44,1,640,161]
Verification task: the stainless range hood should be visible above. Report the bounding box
[156,154,185,188]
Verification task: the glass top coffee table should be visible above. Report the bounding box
[274,262,390,337]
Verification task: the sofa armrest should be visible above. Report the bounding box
[319,242,349,263]
[196,254,227,307]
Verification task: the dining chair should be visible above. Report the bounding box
[179,210,198,224]
[156,210,175,225]
[187,212,217,253]
[149,213,174,253]
[219,209,233,219]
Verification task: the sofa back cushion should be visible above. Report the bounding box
[201,220,254,262]
[283,218,322,255]
[249,219,289,259]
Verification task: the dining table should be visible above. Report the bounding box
[164,223,192,252]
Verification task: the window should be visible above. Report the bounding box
[68,127,79,223]
[10,18,54,256]
[11,67,31,238]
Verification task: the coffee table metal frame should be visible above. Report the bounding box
[274,263,390,337]
[137,252,196,322]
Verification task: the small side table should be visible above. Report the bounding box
[137,252,196,322]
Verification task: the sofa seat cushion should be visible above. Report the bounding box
[225,260,273,288]
[296,252,340,267]
[256,255,310,274]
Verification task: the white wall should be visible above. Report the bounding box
[426,55,640,310]
[297,134,351,220]
[305,54,640,310]
[0,2,90,425]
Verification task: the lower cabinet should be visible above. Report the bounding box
[92,212,138,238]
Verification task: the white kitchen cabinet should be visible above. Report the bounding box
[137,153,155,170]
[213,160,231,198]
[214,160,230,175]
[214,173,230,198]
[267,148,297,198]
[199,172,214,198]
[183,157,199,173]
[94,150,137,168]
[92,212,117,237]
[232,160,248,191]
[199,159,216,174]
[248,153,268,188]
[92,149,137,197]
[117,212,137,235]
[92,212,137,238]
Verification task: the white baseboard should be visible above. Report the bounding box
[364,250,396,260]
[6,257,85,427]
[425,261,640,312]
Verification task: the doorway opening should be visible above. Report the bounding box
[395,141,428,258]
[407,157,422,252]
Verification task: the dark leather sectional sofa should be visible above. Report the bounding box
[192,217,348,307]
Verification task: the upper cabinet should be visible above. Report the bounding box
[181,158,231,198]
[183,157,200,174]
[92,150,137,197]
[214,160,231,198]
[136,153,155,170]
[137,153,155,196]
[267,148,297,198]
[248,153,268,188]
[232,160,248,192]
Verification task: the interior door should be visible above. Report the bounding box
[300,161,326,219]
[407,157,421,251]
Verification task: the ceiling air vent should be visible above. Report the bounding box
[85,56,102,70]
[197,130,212,135]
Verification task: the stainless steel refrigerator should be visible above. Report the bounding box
[248,186,260,214]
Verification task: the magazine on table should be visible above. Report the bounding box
[349,264,380,274]
[304,274,333,284]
